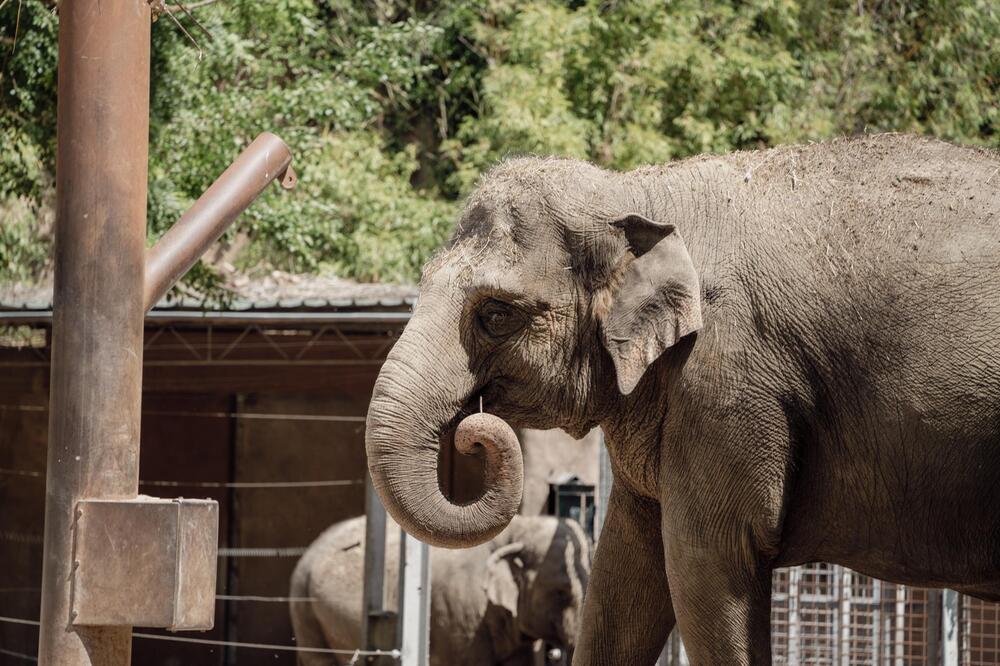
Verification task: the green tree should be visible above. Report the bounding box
[1,1,997,291]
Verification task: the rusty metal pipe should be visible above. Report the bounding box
[143,132,295,311]
[39,1,150,663]
[41,3,294,663]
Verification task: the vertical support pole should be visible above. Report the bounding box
[787,568,800,665]
[839,568,851,666]
[399,532,431,666]
[595,430,611,541]
[941,589,960,666]
[831,565,841,666]
[893,584,906,666]
[670,631,681,666]
[362,472,389,660]
[926,589,941,665]
[872,580,882,662]
[224,394,245,666]
[38,1,150,664]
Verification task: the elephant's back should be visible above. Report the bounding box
[723,136,1000,372]
[295,516,399,654]
[735,134,1000,260]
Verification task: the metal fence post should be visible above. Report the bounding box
[926,589,941,665]
[38,5,293,664]
[787,568,801,665]
[893,584,907,666]
[363,473,396,663]
[872,580,883,661]
[399,532,431,666]
[38,2,152,662]
[595,430,611,542]
[942,589,960,666]
[839,568,852,666]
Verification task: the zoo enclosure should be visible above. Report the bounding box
[0,290,416,665]
[657,563,1000,666]
[4,301,1000,665]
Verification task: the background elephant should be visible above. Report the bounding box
[364,134,1000,664]
[289,514,590,665]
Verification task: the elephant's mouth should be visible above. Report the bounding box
[465,375,542,430]
[450,377,511,427]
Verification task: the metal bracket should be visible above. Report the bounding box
[279,165,298,190]
[71,496,219,631]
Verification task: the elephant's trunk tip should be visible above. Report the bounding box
[367,410,523,550]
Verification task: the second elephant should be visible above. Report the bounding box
[289,514,590,665]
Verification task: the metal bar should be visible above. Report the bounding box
[787,568,800,665]
[893,584,906,666]
[595,429,611,541]
[224,394,243,666]
[397,529,408,664]
[926,589,941,665]
[832,565,842,665]
[363,473,388,649]
[38,1,151,662]
[872,580,882,662]
[2,359,387,369]
[839,568,851,666]
[151,310,411,325]
[399,532,431,666]
[0,310,414,325]
[941,589,960,666]
[143,133,294,311]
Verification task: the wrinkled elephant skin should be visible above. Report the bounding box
[289,515,590,666]
[364,135,1000,664]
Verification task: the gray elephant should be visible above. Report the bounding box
[289,514,590,665]
[364,134,1000,664]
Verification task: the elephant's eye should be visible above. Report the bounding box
[478,299,526,339]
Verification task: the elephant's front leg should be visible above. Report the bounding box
[574,484,675,666]
[662,513,773,665]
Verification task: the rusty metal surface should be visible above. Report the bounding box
[39,1,152,663]
[173,499,220,629]
[143,132,294,311]
[41,2,293,662]
[72,498,219,631]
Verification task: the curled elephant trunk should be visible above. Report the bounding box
[365,305,523,548]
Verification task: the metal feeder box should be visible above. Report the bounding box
[71,496,219,631]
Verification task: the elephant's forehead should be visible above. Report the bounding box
[428,223,571,278]
[419,253,573,308]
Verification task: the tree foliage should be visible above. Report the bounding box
[1,0,997,289]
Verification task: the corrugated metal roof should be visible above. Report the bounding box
[0,273,418,315]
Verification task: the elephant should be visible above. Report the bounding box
[289,514,590,665]
[363,134,1000,664]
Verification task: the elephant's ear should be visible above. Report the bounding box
[484,542,524,616]
[600,214,702,395]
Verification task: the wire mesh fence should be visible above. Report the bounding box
[962,596,1000,666]
[663,563,996,665]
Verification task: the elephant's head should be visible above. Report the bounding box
[366,158,702,547]
[483,516,591,657]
